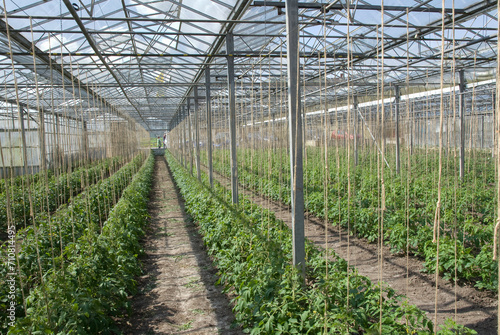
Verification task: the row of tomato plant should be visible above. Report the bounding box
[0,156,124,231]
[205,147,497,291]
[0,157,98,194]
[168,149,474,334]
[0,169,55,195]
[0,157,123,196]
[0,152,148,333]
[8,152,154,334]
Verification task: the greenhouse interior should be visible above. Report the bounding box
[1,0,499,334]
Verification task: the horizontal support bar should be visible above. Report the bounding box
[4,15,496,30]
[253,1,466,13]
[2,51,494,62]
[9,29,490,42]
[4,79,490,90]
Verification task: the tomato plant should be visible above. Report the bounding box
[0,153,149,333]
[167,150,474,334]
[208,148,497,292]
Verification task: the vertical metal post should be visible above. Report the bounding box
[177,118,181,158]
[194,86,201,181]
[181,105,186,168]
[417,118,420,148]
[55,114,61,171]
[82,120,89,164]
[37,108,47,171]
[395,86,401,174]
[187,99,194,175]
[409,104,414,155]
[459,70,466,180]
[493,93,496,158]
[361,108,365,149]
[19,108,29,176]
[481,115,484,149]
[177,115,180,161]
[205,67,213,188]
[226,33,238,204]
[286,0,305,278]
[353,95,359,166]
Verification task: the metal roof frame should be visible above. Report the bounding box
[0,0,495,134]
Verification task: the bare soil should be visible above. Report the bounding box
[207,166,497,334]
[119,155,243,335]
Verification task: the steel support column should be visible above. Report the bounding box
[286,0,305,278]
[205,67,213,188]
[353,96,359,166]
[481,115,484,149]
[187,99,194,175]
[459,70,466,180]
[181,105,186,168]
[226,33,238,204]
[19,108,30,176]
[54,114,61,170]
[194,86,201,181]
[82,120,89,164]
[493,93,496,158]
[395,86,401,174]
[409,104,414,155]
[37,109,47,171]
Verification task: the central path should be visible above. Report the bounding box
[121,155,243,334]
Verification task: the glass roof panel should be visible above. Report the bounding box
[0,0,495,132]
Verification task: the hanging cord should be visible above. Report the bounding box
[432,0,447,331]
[320,12,330,331]
[347,43,353,275]
[469,57,477,176]
[46,33,62,211]
[87,76,103,233]
[0,103,28,314]
[345,15,352,318]
[375,25,384,333]
[2,4,52,323]
[450,1,459,319]
[57,32,77,245]
[5,81,16,203]
[263,2,272,239]
[334,69,341,266]
[317,48,326,330]
[30,19,57,270]
[494,1,500,332]
[374,20,383,334]
[379,2,388,327]
[493,0,500,261]
[267,58,272,240]
[258,62,265,234]
[67,53,95,240]
[404,8,411,299]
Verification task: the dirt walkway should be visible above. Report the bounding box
[204,165,497,334]
[120,155,243,334]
